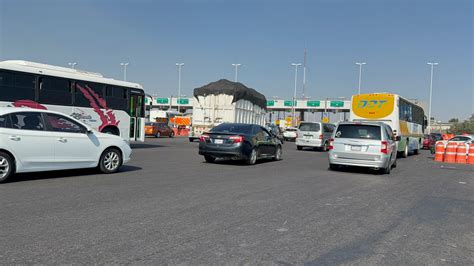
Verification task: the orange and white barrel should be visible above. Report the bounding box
[434,141,446,162]
[455,143,467,164]
[444,142,457,163]
[468,143,474,165]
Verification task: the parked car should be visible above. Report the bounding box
[283,127,298,141]
[266,124,284,144]
[296,122,335,151]
[0,108,131,183]
[422,134,442,149]
[145,122,175,138]
[328,121,399,174]
[198,123,282,165]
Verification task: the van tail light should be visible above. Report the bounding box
[381,141,388,154]
[229,135,244,143]
[200,134,210,142]
[328,138,334,150]
[319,134,323,139]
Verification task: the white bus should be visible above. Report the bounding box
[0,60,145,142]
[350,93,426,157]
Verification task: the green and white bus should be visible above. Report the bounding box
[350,93,426,157]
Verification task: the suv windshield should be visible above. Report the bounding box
[211,124,253,134]
[299,123,320,132]
[335,124,381,140]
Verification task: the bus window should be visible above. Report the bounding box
[105,86,128,111]
[38,76,73,105]
[74,81,105,108]
[0,71,36,101]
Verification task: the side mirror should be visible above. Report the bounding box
[84,125,93,134]
[395,136,401,141]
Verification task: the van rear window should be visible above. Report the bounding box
[335,125,381,140]
[299,123,320,132]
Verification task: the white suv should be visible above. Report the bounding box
[0,108,132,183]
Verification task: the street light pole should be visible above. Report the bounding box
[68,62,77,69]
[120,62,129,81]
[355,62,366,94]
[231,63,241,82]
[176,63,184,113]
[291,63,302,127]
[427,62,439,133]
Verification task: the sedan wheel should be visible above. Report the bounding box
[274,146,282,161]
[246,149,257,165]
[0,152,13,183]
[99,148,122,174]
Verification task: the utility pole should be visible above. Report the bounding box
[291,63,302,127]
[427,62,439,133]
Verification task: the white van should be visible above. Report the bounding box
[296,122,336,151]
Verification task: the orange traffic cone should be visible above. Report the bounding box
[455,143,467,164]
[468,143,474,165]
[444,142,457,163]
[434,141,445,162]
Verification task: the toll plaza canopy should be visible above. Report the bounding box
[193,79,267,110]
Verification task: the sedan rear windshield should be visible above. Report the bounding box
[335,124,381,140]
[299,123,320,132]
[211,124,253,134]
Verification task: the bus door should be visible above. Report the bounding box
[129,91,145,142]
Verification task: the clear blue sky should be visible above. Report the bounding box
[1,0,472,121]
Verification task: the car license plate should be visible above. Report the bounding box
[304,135,312,139]
[214,139,224,144]
[351,145,362,151]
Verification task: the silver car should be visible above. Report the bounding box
[296,122,335,151]
[328,121,399,174]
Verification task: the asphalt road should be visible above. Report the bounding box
[1,137,473,264]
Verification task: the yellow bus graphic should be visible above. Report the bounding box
[352,94,395,119]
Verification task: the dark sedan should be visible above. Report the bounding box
[198,123,283,165]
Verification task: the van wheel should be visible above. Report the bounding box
[0,152,14,183]
[324,141,329,151]
[297,146,302,151]
[99,148,122,174]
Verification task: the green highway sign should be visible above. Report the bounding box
[284,100,296,107]
[177,98,189,105]
[330,101,344,107]
[267,100,275,106]
[307,101,320,107]
[156,98,169,104]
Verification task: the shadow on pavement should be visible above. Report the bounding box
[131,143,167,149]
[6,165,142,184]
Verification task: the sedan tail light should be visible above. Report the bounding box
[229,135,244,143]
[381,141,389,154]
[200,134,210,142]
[328,138,334,150]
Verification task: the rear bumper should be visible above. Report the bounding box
[199,144,248,159]
[328,152,389,168]
[296,138,323,147]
